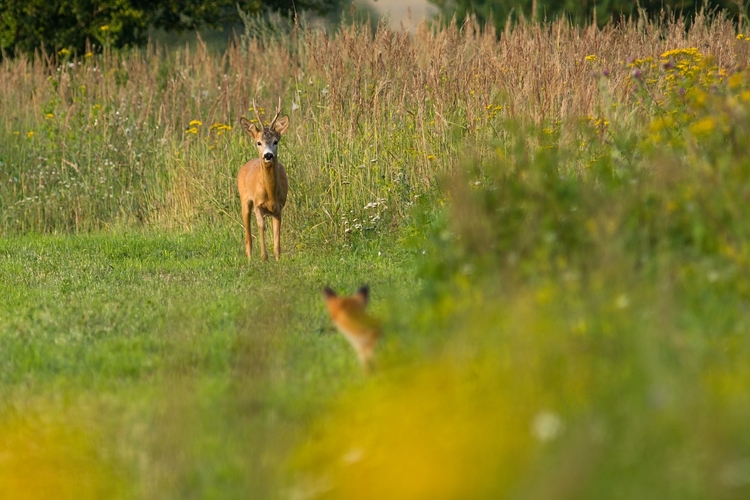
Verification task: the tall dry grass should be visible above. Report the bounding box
[0,12,748,238]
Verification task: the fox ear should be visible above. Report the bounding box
[355,284,370,306]
[323,286,337,299]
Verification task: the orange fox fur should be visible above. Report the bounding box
[323,285,381,373]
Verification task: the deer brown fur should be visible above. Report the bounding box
[237,99,290,261]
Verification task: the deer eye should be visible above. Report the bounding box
[273,140,278,145]
[256,142,261,146]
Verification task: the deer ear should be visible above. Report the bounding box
[354,285,370,307]
[272,115,289,136]
[240,117,261,137]
[323,286,337,299]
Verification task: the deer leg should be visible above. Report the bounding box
[272,213,282,261]
[242,200,253,260]
[254,207,268,261]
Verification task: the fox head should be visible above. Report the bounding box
[323,285,369,308]
[322,284,380,372]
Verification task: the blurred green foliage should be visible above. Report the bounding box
[0,0,343,54]
[429,0,743,28]
[293,47,750,500]
[415,47,750,295]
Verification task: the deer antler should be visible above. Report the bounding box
[269,96,282,129]
[252,98,264,129]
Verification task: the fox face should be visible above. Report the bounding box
[323,285,381,372]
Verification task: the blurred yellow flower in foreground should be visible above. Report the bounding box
[0,409,125,500]
[690,117,716,136]
[292,285,599,499]
[293,362,540,500]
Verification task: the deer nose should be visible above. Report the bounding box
[263,152,274,161]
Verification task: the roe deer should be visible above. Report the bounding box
[323,285,382,373]
[238,98,290,261]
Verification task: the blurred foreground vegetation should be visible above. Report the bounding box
[1,11,750,499]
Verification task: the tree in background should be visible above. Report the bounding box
[0,0,342,55]
[429,0,743,29]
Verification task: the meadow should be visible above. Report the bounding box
[2,8,750,499]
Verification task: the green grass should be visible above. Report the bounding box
[0,227,418,498]
[3,13,750,500]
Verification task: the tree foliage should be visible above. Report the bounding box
[429,0,743,29]
[0,0,342,54]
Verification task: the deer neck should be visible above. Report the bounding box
[261,159,279,196]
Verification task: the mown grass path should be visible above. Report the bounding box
[0,228,416,498]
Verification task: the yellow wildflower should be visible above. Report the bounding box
[649,116,674,133]
[189,119,202,127]
[661,47,702,60]
[737,34,747,40]
[729,73,744,89]
[84,52,93,58]
[185,127,199,135]
[689,117,716,136]
[100,25,110,32]
[209,123,232,135]
[27,131,35,138]
[628,57,653,68]
[58,48,70,56]
[592,118,609,129]
[426,154,436,161]
[688,89,707,107]
[45,113,54,120]
[585,55,597,62]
